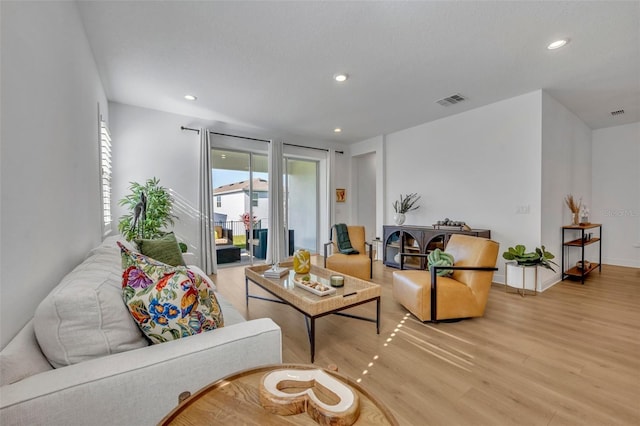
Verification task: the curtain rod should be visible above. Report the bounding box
[181,126,344,154]
[181,126,270,143]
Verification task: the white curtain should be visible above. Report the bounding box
[199,128,216,274]
[266,139,286,264]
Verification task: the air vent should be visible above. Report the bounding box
[610,109,625,116]
[436,93,467,107]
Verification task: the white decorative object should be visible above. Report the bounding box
[580,205,590,224]
[393,213,406,225]
[264,265,289,278]
[259,368,360,425]
[293,277,337,296]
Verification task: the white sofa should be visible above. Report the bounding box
[0,236,282,425]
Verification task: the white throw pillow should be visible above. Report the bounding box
[34,239,148,368]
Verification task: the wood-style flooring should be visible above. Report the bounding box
[211,259,640,426]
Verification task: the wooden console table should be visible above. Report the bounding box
[383,225,491,269]
[561,223,602,283]
[160,364,399,425]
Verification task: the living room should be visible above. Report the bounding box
[1,1,638,425]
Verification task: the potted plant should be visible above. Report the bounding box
[502,245,558,293]
[392,193,421,225]
[118,177,178,242]
[502,245,558,271]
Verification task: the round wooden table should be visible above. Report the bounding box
[160,364,398,425]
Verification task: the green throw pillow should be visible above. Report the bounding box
[135,232,185,266]
[427,248,455,276]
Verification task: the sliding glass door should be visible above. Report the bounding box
[285,158,318,253]
[211,149,267,263]
[210,144,321,264]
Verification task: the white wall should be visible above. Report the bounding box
[332,151,351,226]
[0,1,108,348]
[384,91,543,284]
[353,152,377,242]
[541,92,593,289]
[110,103,201,258]
[350,135,385,239]
[592,122,640,267]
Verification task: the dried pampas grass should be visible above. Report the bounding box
[565,194,582,214]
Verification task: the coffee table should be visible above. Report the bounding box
[159,364,398,425]
[245,262,381,362]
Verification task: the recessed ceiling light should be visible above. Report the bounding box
[333,73,348,82]
[334,128,342,133]
[547,39,568,50]
[184,94,197,101]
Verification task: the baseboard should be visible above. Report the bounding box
[602,257,640,268]
[540,275,561,292]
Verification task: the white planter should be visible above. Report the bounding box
[505,262,538,294]
[393,213,406,225]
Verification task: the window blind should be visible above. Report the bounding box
[100,120,112,228]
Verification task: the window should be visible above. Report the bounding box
[100,119,112,230]
[251,191,259,207]
[216,196,222,208]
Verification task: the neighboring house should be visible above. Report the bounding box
[213,178,269,231]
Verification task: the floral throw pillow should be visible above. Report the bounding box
[118,242,224,344]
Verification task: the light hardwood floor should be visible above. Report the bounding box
[211,259,640,426]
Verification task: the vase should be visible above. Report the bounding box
[572,212,579,225]
[393,213,406,226]
[293,249,311,274]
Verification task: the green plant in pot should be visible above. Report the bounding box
[502,245,558,272]
[118,177,178,243]
[392,193,421,225]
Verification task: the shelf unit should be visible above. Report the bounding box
[561,223,602,283]
[383,225,491,269]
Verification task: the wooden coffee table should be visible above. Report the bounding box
[245,262,381,362]
[159,364,398,425]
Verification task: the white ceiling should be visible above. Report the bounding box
[77,0,640,144]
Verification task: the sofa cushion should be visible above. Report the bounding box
[134,232,185,267]
[34,240,149,368]
[119,243,224,344]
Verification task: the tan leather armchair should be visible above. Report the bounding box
[323,225,373,280]
[392,234,499,322]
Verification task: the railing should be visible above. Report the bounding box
[213,219,264,247]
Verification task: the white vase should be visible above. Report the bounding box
[393,213,406,225]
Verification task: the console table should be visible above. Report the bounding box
[383,225,491,269]
[561,223,602,283]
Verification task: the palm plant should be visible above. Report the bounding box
[118,177,177,241]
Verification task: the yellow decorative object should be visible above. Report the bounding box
[293,249,311,274]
